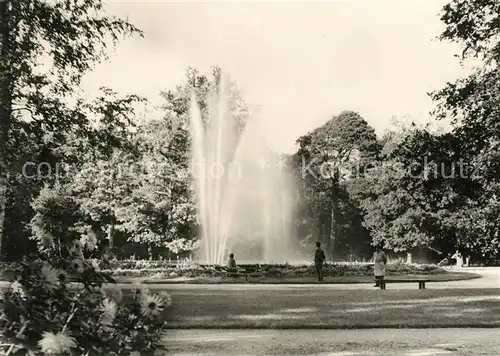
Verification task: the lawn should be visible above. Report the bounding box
[158,287,500,328]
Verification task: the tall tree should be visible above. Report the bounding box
[295,111,380,258]
[432,0,500,152]
[426,0,500,261]
[354,0,500,262]
[0,0,142,258]
[352,125,486,259]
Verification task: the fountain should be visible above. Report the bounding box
[189,75,297,265]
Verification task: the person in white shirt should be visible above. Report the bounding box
[373,245,387,287]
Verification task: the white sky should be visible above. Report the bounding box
[81,0,469,153]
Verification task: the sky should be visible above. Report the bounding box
[80,0,469,153]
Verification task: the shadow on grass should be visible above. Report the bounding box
[154,287,500,328]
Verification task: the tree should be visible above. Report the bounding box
[70,149,136,249]
[422,0,500,260]
[432,0,500,153]
[294,110,380,259]
[351,0,500,262]
[0,0,142,258]
[129,117,199,253]
[352,126,483,258]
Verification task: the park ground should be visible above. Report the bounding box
[2,267,498,354]
[165,329,500,355]
[163,267,499,355]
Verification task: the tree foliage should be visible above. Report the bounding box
[294,111,379,259]
[346,0,500,261]
[0,0,143,259]
[432,0,500,152]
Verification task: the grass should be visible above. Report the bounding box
[156,287,500,329]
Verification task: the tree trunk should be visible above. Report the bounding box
[328,169,339,261]
[328,205,335,260]
[0,171,6,259]
[107,221,114,249]
[0,1,12,261]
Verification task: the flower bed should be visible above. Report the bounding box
[2,260,447,281]
[99,260,446,280]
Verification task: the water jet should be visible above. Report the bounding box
[189,74,297,265]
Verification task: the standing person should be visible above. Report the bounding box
[314,242,326,281]
[452,250,463,268]
[227,253,237,277]
[373,244,387,287]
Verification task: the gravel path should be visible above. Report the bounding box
[165,328,500,355]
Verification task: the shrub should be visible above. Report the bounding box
[0,184,172,355]
[0,256,172,355]
[265,267,284,278]
[28,184,83,252]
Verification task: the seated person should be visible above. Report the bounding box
[228,253,237,268]
[227,253,240,276]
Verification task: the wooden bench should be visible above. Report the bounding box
[379,278,430,290]
[210,265,247,280]
[209,264,264,281]
[239,264,265,279]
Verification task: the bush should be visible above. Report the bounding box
[0,256,172,355]
[265,267,284,278]
[0,184,172,355]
